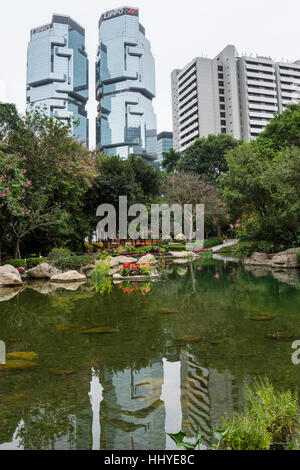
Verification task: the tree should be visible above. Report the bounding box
[220,142,300,250]
[0,103,20,141]
[0,146,30,261]
[259,103,300,151]
[161,148,181,173]
[127,155,162,202]
[163,171,227,239]
[1,108,98,255]
[83,155,163,240]
[176,134,239,183]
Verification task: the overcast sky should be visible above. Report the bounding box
[1,0,300,148]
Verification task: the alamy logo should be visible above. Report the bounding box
[292,341,300,365]
[96,196,204,242]
[0,341,5,365]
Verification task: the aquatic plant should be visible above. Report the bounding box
[167,426,227,450]
[221,378,300,450]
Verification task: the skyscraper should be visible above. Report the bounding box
[27,14,89,147]
[96,7,157,161]
[172,44,300,151]
[157,132,173,166]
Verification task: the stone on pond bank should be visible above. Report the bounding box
[138,254,157,265]
[0,265,23,286]
[244,248,299,269]
[27,263,61,279]
[50,271,87,283]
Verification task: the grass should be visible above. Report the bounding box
[221,378,300,450]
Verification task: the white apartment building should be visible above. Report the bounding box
[172,45,300,151]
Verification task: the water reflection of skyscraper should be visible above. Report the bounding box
[98,361,166,450]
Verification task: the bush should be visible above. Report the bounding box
[48,247,71,261]
[6,259,27,268]
[84,242,93,251]
[221,378,300,450]
[203,238,223,249]
[26,258,48,270]
[54,255,94,270]
[168,244,186,252]
[93,242,103,250]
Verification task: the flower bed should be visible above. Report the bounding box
[119,263,151,277]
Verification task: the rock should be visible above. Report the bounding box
[244,252,271,266]
[79,264,95,277]
[244,249,299,268]
[0,265,23,286]
[109,256,137,268]
[50,271,86,283]
[27,263,62,279]
[270,249,299,268]
[169,251,196,259]
[139,254,157,265]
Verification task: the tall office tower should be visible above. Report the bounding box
[27,15,89,147]
[172,44,300,151]
[96,7,157,161]
[157,131,173,165]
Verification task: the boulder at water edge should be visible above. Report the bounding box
[50,271,87,283]
[0,265,23,286]
[139,254,157,265]
[27,263,62,279]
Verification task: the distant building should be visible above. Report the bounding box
[96,7,157,161]
[157,132,173,165]
[27,14,89,146]
[172,44,300,151]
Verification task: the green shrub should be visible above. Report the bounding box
[93,242,103,250]
[222,414,272,450]
[48,247,71,261]
[221,378,300,450]
[168,243,186,252]
[26,258,48,270]
[6,259,27,268]
[54,255,94,270]
[203,238,223,249]
[84,242,93,251]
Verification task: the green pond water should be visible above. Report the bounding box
[0,256,300,450]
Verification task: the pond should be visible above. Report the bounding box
[0,257,299,450]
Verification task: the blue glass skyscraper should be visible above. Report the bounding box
[96,7,157,161]
[27,15,89,147]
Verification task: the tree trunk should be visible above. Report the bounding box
[14,238,21,259]
[217,223,221,239]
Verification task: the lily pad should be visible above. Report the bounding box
[6,352,38,361]
[49,368,75,376]
[159,308,178,315]
[0,360,37,371]
[250,313,278,322]
[56,324,88,332]
[82,327,120,335]
[267,331,296,341]
[177,335,202,343]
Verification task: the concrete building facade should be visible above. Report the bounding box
[172,44,300,151]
